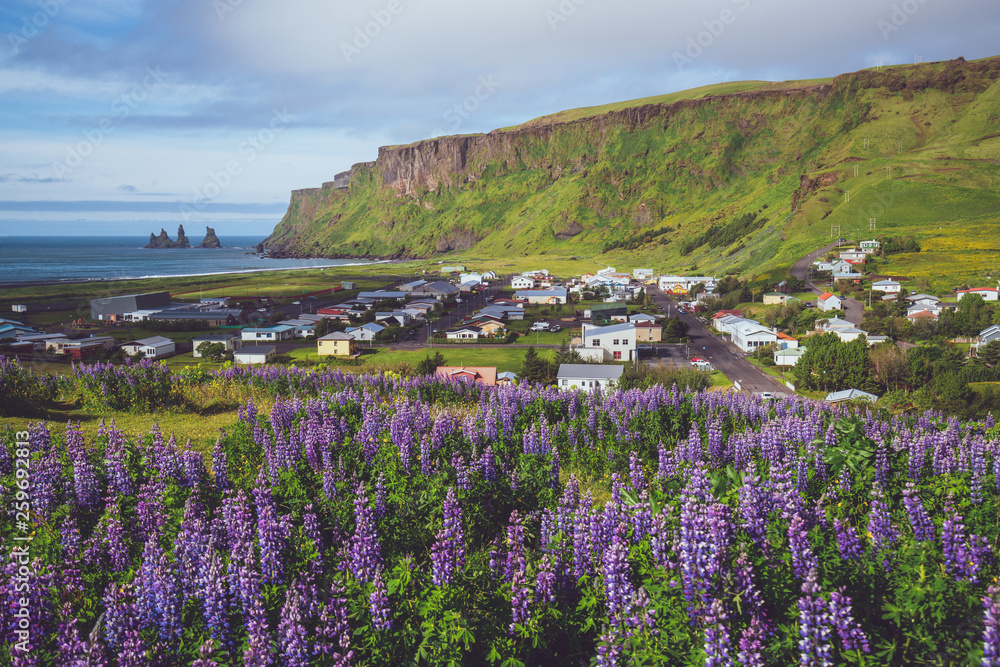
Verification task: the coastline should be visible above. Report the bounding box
[0,258,402,291]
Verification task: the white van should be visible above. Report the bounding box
[530,321,548,331]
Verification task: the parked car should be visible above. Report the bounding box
[548,324,562,332]
[292,301,301,305]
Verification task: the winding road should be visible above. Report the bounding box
[790,241,865,325]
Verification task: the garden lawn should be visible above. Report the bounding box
[366,346,556,374]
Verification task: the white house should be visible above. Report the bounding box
[832,327,867,343]
[730,319,778,353]
[817,292,842,312]
[346,323,385,342]
[515,288,568,305]
[824,388,878,404]
[120,336,175,360]
[234,346,276,365]
[872,279,901,294]
[632,268,654,280]
[907,294,940,307]
[957,287,1000,302]
[814,259,854,274]
[242,325,294,342]
[774,347,808,366]
[629,313,658,324]
[446,326,482,340]
[580,322,637,362]
[192,333,241,357]
[557,364,624,392]
[976,325,1000,351]
[510,275,537,290]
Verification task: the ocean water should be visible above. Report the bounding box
[0,236,379,285]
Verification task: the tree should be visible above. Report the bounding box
[519,347,551,385]
[553,340,582,366]
[416,352,447,375]
[792,333,872,391]
[662,317,690,342]
[196,341,228,361]
[868,341,907,392]
[976,340,1000,369]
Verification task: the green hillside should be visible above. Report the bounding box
[264,56,1000,290]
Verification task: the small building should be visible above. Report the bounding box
[976,325,1000,354]
[435,366,498,386]
[234,346,276,365]
[410,282,460,300]
[859,239,880,253]
[400,280,429,292]
[90,291,171,321]
[907,294,940,307]
[557,364,624,392]
[907,310,939,325]
[446,326,482,340]
[277,319,317,338]
[633,268,654,280]
[11,304,26,313]
[586,303,628,323]
[510,275,538,290]
[634,322,662,342]
[345,323,385,342]
[317,332,358,357]
[467,318,506,336]
[496,371,518,385]
[581,322,637,361]
[341,281,356,290]
[515,288,568,305]
[832,327,867,343]
[824,388,878,404]
[872,279,901,294]
[242,325,295,342]
[774,347,808,366]
[817,292,842,312]
[762,292,787,305]
[957,287,1000,302]
[439,265,465,273]
[192,333,242,357]
[776,332,799,349]
[730,320,778,353]
[120,335,175,360]
[629,313,657,324]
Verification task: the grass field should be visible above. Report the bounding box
[365,346,557,374]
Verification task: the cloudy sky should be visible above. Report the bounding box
[0,0,996,238]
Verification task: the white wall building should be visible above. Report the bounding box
[580,322,637,361]
[120,336,175,359]
[510,275,537,290]
[557,364,624,392]
[730,320,777,353]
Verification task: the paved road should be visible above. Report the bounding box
[649,289,792,395]
[790,241,864,325]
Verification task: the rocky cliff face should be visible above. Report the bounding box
[199,226,223,248]
[146,225,191,248]
[263,56,1000,269]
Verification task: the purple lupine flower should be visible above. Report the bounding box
[828,588,869,654]
[941,498,990,584]
[535,554,558,605]
[198,542,231,646]
[797,568,833,667]
[595,623,625,667]
[983,584,1000,667]
[509,564,533,634]
[254,483,289,587]
[349,483,382,583]
[278,583,310,667]
[212,438,229,491]
[789,512,818,581]
[190,639,219,667]
[315,581,354,665]
[603,522,635,627]
[703,597,734,667]
[832,518,863,561]
[866,484,898,571]
[243,596,274,667]
[738,617,766,667]
[902,482,935,542]
[369,568,392,631]
[430,487,466,586]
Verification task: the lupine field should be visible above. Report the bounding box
[3,356,1000,665]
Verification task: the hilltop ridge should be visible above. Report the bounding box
[264,56,1000,288]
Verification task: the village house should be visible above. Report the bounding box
[774,347,808,366]
[515,288,568,305]
[345,323,385,342]
[957,287,1000,302]
[872,279,901,294]
[907,309,939,325]
[824,388,878,404]
[445,326,482,340]
[510,275,537,290]
[120,335,175,360]
[730,319,778,353]
[817,292,842,312]
[974,324,1000,355]
[317,332,358,357]
[634,322,662,342]
[242,325,295,342]
[579,322,637,362]
[234,346,276,365]
[859,239,880,253]
[557,364,624,393]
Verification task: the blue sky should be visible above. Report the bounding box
[0,0,997,239]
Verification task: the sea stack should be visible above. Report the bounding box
[145,225,191,248]
[199,226,223,248]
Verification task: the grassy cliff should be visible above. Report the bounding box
[264,57,1000,288]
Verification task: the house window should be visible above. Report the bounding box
[562,380,568,386]
[592,340,600,347]
[613,351,622,360]
[613,339,619,346]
